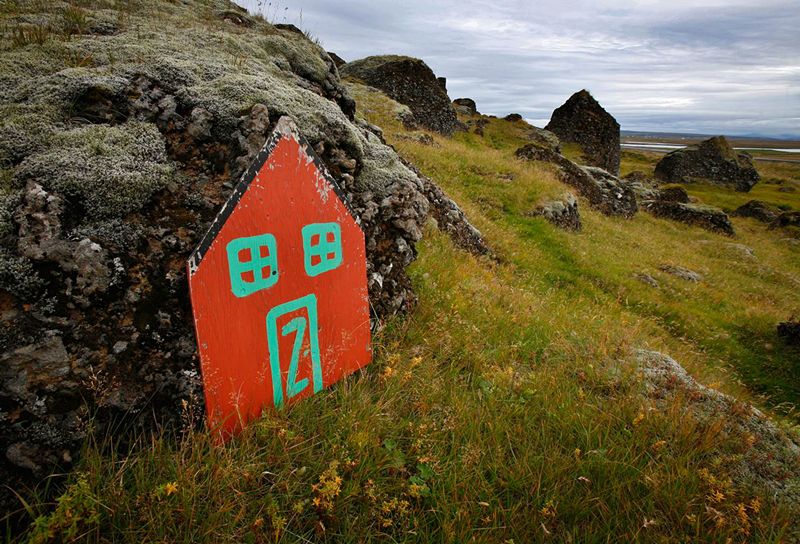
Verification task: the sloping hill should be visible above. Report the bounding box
[3,2,800,542]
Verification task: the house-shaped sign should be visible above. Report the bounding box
[187,116,372,437]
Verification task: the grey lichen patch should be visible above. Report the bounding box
[357,130,421,197]
[0,248,44,299]
[14,121,174,218]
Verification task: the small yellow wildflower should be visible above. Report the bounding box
[380,366,395,380]
[632,412,645,426]
[651,440,667,451]
[164,482,178,496]
[708,489,725,503]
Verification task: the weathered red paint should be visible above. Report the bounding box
[187,117,372,437]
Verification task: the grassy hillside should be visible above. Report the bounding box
[12,85,800,543]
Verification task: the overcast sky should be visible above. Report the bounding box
[237,0,800,138]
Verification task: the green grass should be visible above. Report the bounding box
[11,78,800,544]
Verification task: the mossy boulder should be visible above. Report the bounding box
[0,0,431,516]
[545,90,620,175]
[654,136,760,191]
[341,55,459,135]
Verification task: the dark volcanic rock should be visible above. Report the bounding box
[0,0,435,518]
[341,55,459,135]
[656,186,690,203]
[545,90,620,175]
[515,144,637,218]
[453,98,478,115]
[504,113,523,122]
[327,51,346,68]
[732,200,781,223]
[530,193,581,231]
[654,136,760,191]
[778,320,800,346]
[642,200,735,236]
[770,211,800,230]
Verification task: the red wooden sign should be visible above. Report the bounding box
[187,116,372,437]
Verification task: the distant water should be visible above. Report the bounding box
[622,141,800,153]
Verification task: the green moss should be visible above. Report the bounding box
[14,121,174,218]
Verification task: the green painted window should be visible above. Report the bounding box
[302,222,343,277]
[226,233,279,298]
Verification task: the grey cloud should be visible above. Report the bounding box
[238,0,799,137]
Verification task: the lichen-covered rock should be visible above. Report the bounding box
[770,211,800,231]
[731,200,781,223]
[530,193,581,231]
[643,200,735,236]
[545,90,620,175]
[515,144,637,218]
[453,98,478,115]
[636,350,800,522]
[0,0,430,515]
[654,136,760,191]
[659,264,703,282]
[341,55,459,135]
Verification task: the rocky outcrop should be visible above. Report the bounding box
[545,90,620,175]
[515,145,637,218]
[0,0,431,515]
[770,211,800,230]
[642,200,735,236]
[327,51,346,68]
[530,193,581,231]
[732,200,780,223]
[527,127,561,153]
[341,55,459,135]
[659,264,703,282]
[654,136,760,191]
[636,350,800,519]
[453,98,478,115]
[504,113,523,122]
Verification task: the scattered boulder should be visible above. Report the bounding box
[341,55,459,135]
[527,127,560,153]
[643,201,735,236]
[636,350,800,515]
[530,193,581,231]
[777,320,800,346]
[472,118,490,136]
[545,90,620,175]
[504,113,523,122]
[731,200,781,223]
[327,51,346,68]
[515,145,637,218]
[656,186,690,203]
[634,273,659,288]
[654,136,760,191]
[770,211,800,230]
[453,98,478,115]
[659,264,703,282]
[623,170,660,201]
